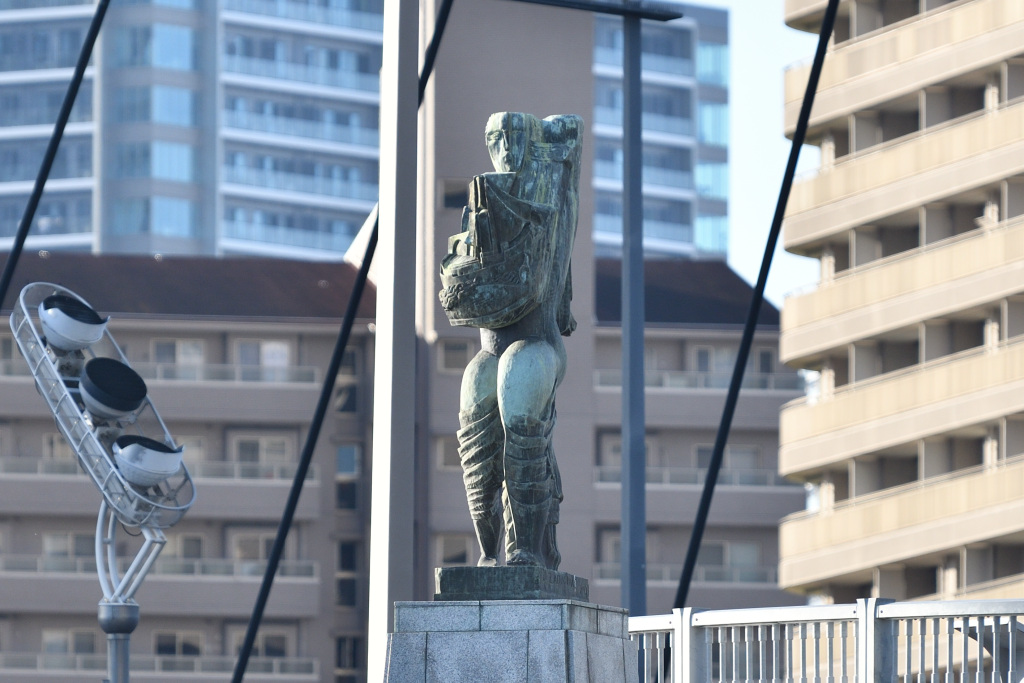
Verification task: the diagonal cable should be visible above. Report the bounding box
[230,1,455,679]
[673,0,839,609]
[0,0,111,308]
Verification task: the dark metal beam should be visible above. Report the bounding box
[504,0,681,21]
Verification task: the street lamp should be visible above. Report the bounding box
[11,282,196,683]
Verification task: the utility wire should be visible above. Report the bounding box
[673,0,839,609]
[0,0,111,309]
[230,1,455,679]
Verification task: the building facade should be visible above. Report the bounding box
[0,0,724,260]
[778,0,1024,603]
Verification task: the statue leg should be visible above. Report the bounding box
[458,350,503,566]
[498,340,562,568]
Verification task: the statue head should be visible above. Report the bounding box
[485,112,529,173]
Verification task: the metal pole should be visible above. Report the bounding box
[99,603,138,683]
[620,9,646,617]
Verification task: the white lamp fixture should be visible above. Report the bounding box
[79,357,148,420]
[38,293,109,351]
[113,435,184,487]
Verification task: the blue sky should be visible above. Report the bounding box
[697,1,822,305]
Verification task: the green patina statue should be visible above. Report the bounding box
[439,112,583,569]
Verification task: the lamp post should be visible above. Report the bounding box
[11,283,196,683]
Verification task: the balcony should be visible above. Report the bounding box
[222,109,379,147]
[595,562,778,584]
[593,213,693,245]
[134,361,319,383]
[780,337,1024,476]
[0,652,317,678]
[222,0,382,32]
[594,465,796,488]
[779,455,1024,590]
[221,54,379,92]
[783,0,1024,133]
[221,219,355,253]
[784,97,1024,249]
[222,165,378,202]
[593,105,693,137]
[593,159,694,190]
[595,369,803,392]
[781,216,1024,362]
[593,46,694,78]
[0,555,321,617]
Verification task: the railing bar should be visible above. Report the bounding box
[1009,616,1018,683]
[840,621,848,683]
[788,623,796,683]
[961,616,969,683]
[800,622,808,683]
[929,617,938,683]
[657,631,666,683]
[944,617,953,683]
[824,621,834,683]
[975,616,984,683]
[990,616,999,683]
[773,623,781,683]
[744,625,753,683]
[811,621,820,683]
[732,625,740,683]
[920,617,929,683]
[757,624,766,683]
[904,619,912,683]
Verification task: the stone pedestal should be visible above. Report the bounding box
[435,566,590,601]
[384,599,639,683]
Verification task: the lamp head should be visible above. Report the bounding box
[39,294,109,352]
[80,357,147,420]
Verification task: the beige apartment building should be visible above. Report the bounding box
[778,0,1024,603]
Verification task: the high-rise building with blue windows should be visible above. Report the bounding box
[0,0,726,261]
[592,3,729,259]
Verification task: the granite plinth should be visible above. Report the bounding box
[435,566,589,601]
[385,599,639,683]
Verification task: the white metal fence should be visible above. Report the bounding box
[629,598,1024,682]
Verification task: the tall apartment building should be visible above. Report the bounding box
[0,0,723,260]
[0,0,383,258]
[592,3,729,259]
[778,0,1024,603]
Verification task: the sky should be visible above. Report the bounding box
[696,1,823,306]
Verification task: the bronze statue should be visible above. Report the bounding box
[439,112,582,569]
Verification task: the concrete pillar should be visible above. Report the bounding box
[367,0,419,676]
[850,341,882,382]
[850,458,880,498]
[1005,417,1024,459]
[921,86,951,128]
[919,320,951,362]
[1005,58,1024,101]
[984,317,1000,351]
[1003,178,1024,219]
[818,472,836,511]
[873,566,906,600]
[1004,298,1024,340]
[820,247,835,284]
[919,204,952,245]
[937,554,959,598]
[983,425,1000,468]
[962,545,994,588]
[918,438,951,479]
[851,111,881,152]
[985,73,1001,111]
[820,133,836,171]
[850,226,880,267]
[850,0,882,38]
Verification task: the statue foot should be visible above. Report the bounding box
[477,555,498,567]
[506,549,543,567]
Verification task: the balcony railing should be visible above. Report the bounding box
[0,651,318,676]
[0,554,317,578]
[595,369,804,391]
[222,165,379,201]
[0,456,319,481]
[0,0,91,7]
[594,46,694,77]
[222,54,379,92]
[221,219,355,252]
[594,159,694,189]
[595,465,795,488]
[593,104,694,137]
[593,213,693,244]
[222,0,383,31]
[222,108,379,147]
[630,598,1024,683]
[597,562,778,584]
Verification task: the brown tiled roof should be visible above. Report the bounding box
[594,258,780,327]
[0,252,376,321]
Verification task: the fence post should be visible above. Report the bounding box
[679,607,707,683]
[857,598,894,681]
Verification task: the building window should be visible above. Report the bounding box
[696,162,729,200]
[42,432,75,460]
[153,85,196,126]
[154,631,202,656]
[336,636,363,675]
[231,433,294,476]
[437,534,475,567]
[334,382,358,413]
[698,102,728,146]
[110,197,196,237]
[165,533,203,559]
[438,340,474,373]
[43,532,93,558]
[237,339,290,380]
[336,481,358,510]
[336,444,360,477]
[336,540,359,606]
[230,529,290,563]
[153,338,204,366]
[42,629,98,655]
[152,141,195,182]
[233,631,289,658]
[436,436,461,470]
[696,444,760,470]
[696,540,764,583]
[696,215,728,255]
[696,41,728,86]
